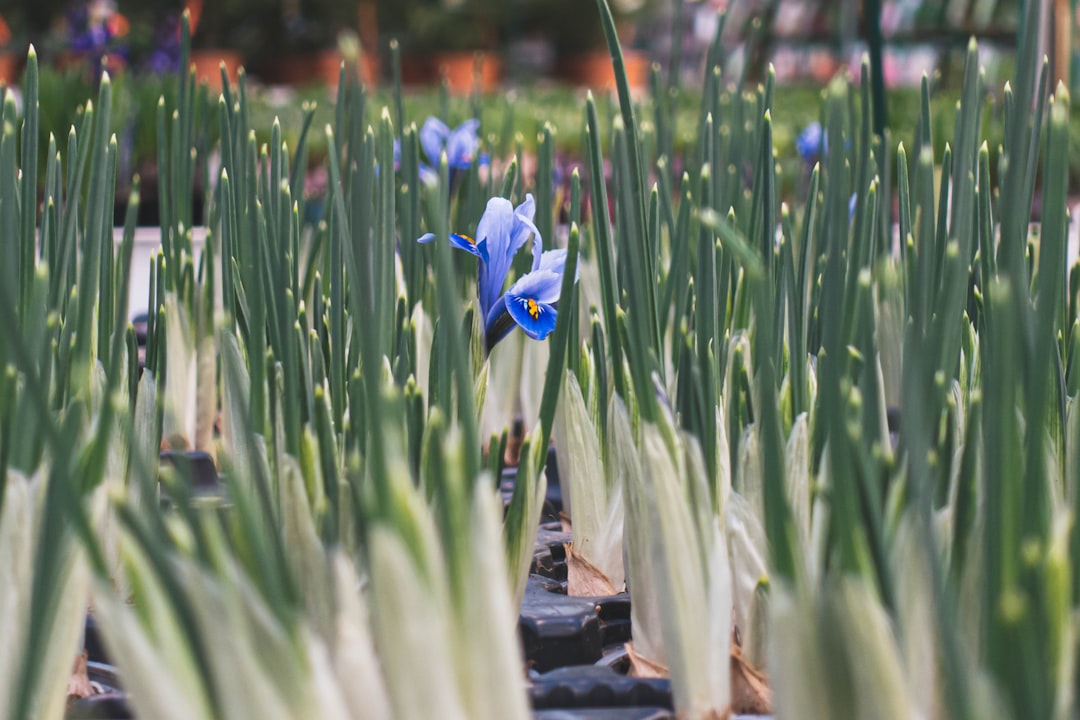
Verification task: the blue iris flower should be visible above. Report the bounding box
[394,116,486,183]
[420,117,481,169]
[418,194,575,350]
[796,122,824,163]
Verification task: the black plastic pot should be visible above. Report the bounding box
[519,525,631,673]
[132,313,148,372]
[71,615,134,718]
[501,444,564,525]
[886,405,901,451]
[158,451,225,511]
[66,662,133,719]
[159,450,219,490]
[529,664,673,718]
[531,663,672,708]
[533,526,630,646]
[520,575,604,672]
[82,615,109,666]
[532,650,775,720]
[531,525,570,582]
[520,521,677,719]
[534,709,673,720]
[131,313,149,347]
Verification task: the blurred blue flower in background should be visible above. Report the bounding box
[395,116,486,183]
[796,121,824,163]
[420,117,481,170]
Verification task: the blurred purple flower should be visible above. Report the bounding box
[64,0,131,69]
[144,13,182,75]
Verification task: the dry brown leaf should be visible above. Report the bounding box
[625,642,669,679]
[565,543,618,597]
[503,441,522,468]
[66,651,95,708]
[730,644,772,715]
[161,434,191,452]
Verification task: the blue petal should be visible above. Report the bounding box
[475,197,518,317]
[476,197,516,254]
[446,119,480,169]
[419,117,450,167]
[511,194,544,271]
[512,197,542,272]
[506,294,558,341]
[449,232,484,258]
[537,248,566,274]
[796,122,822,162]
[508,269,564,305]
[514,194,537,226]
[519,212,544,272]
[487,269,564,345]
[417,232,436,244]
[485,292,508,335]
[484,295,515,348]
[478,262,498,321]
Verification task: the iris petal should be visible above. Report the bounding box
[449,232,484,258]
[446,119,480,169]
[504,196,538,261]
[514,194,536,224]
[537,248,567,274]
[506,295,557,340]
[515,213,544,272]
[507,269,563,305]
[417,232,436,244]
[478,262,497,320]
[476,237,490,264]
[476,197,516,254]
[538,249,579,282]
[419,117,450,167]
[514,216,540,259]
[483,295,516,349]
[511,195,542,271]
[475,197,517,317]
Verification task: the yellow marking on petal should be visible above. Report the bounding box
[459,233,476,245]
[527,299,540,320]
